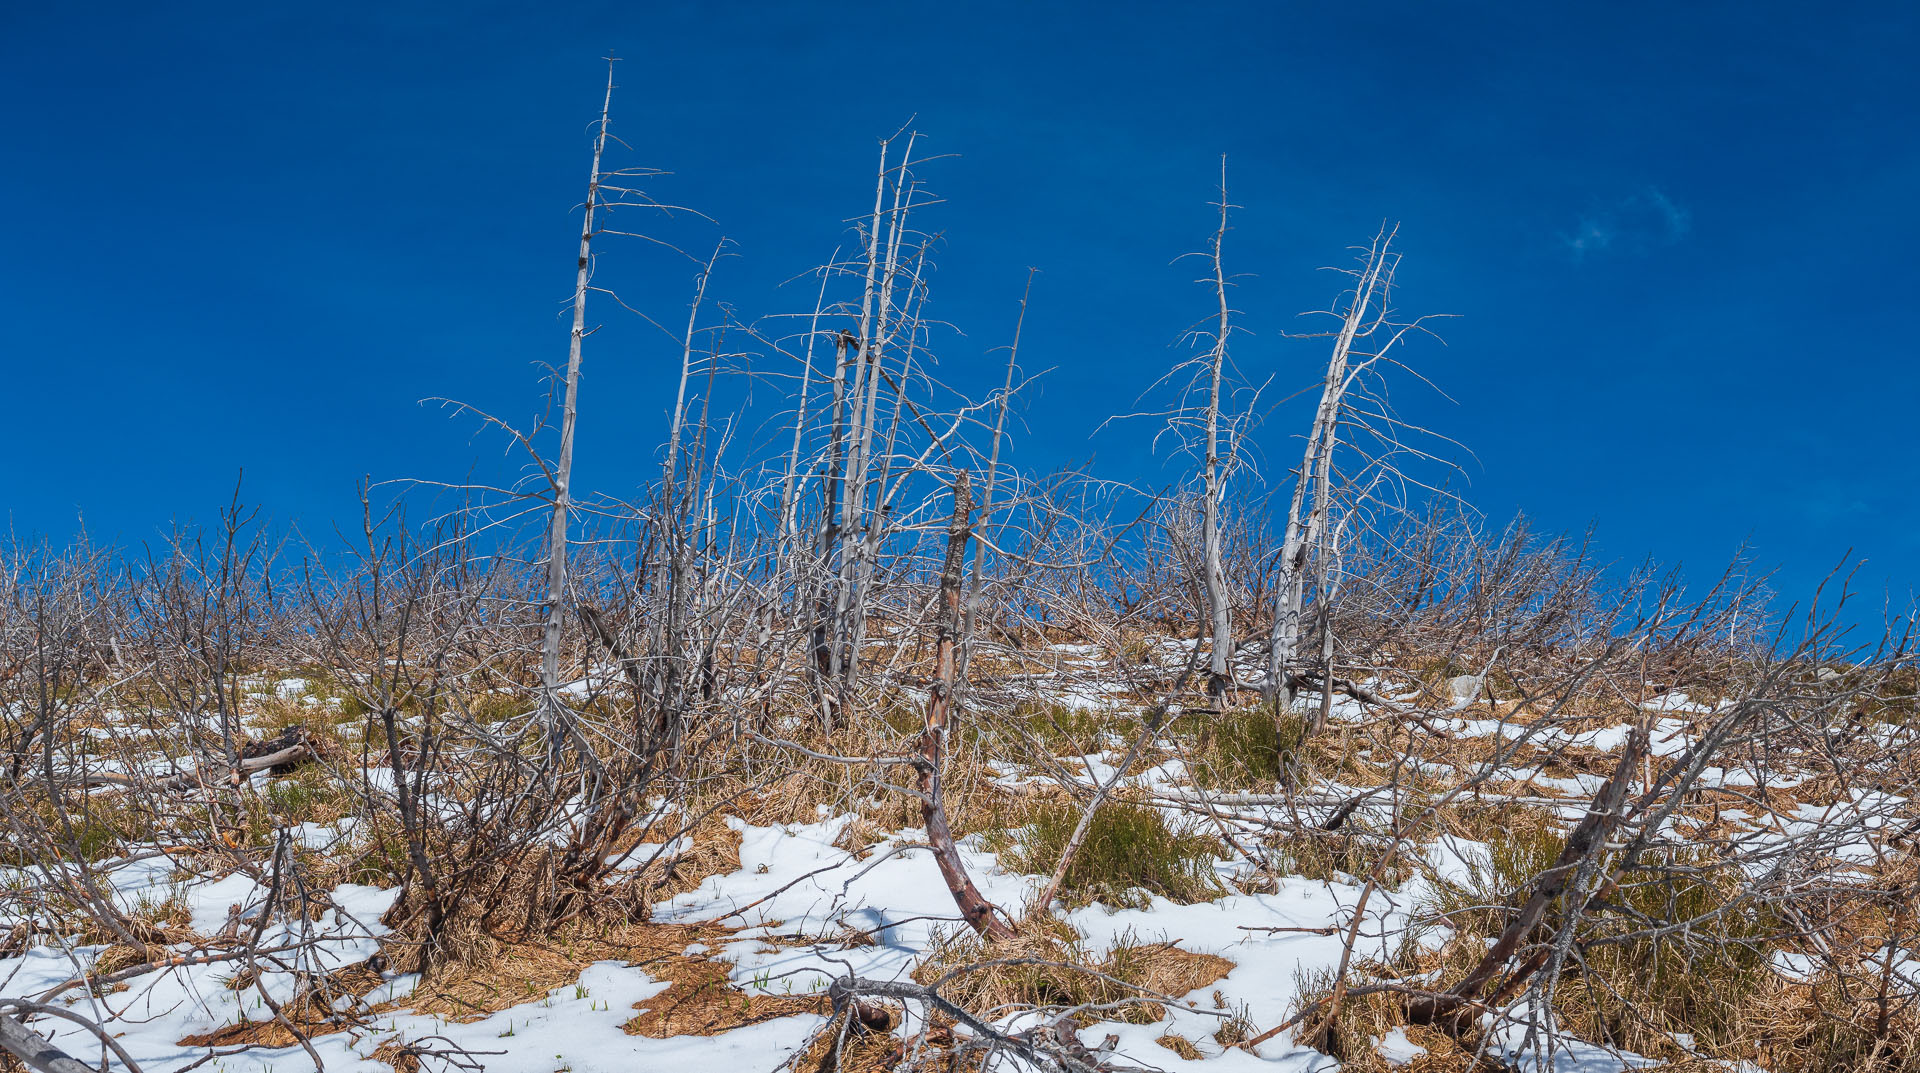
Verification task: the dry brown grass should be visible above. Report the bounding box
[1154,1031,1204,1059]
[621,946,827,1037]
[369,1038,423,1073]
[627,814,744,902]
[711,705,1057,846]
[178,1019,315,1049]
[179,957,392,1049]
[915,918,1233,1029]
[786,1005,919,1073]
[180,917,842,1064]
[83,897,202,977]
[1278,978,1493,1072]
[1743,972,1920,1073]
[831,815,887,860]
[401,920,720,1021]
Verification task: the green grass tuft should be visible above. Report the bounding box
[1181,705,1302,789]
[1015,799,1221,909]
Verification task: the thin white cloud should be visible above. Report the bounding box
[1642,187,1692,241]
[1567,218,1616,253]
[1563,187,1691,258]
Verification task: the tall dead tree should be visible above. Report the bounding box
[1263,226,1416,723]
[833,133,920,695]
[1110,166,1249,706]
[538,62,616,753]
[957,269,1035,686]
[1199,161,1235,704]
[778,263,836,551]
[794,130,936,718]
[810,327,855,703]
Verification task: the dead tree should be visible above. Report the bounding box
[1106,166,1252,708]
[0,1002,141,1073]
[958,269,1036,690]
[1408,723,1651,1030]
[832,132,922,696]
[917,472,1015,941]
[538,61,616,755]
[1263,226,1447,729]
[1199,161,1236,704]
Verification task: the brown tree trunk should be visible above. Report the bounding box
[918,472,1015,941]
[1408,724,1648,1028]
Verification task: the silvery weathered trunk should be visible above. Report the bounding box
[539,67,615,750]
[1201,170,1233,703]
[1263,234,1393,721]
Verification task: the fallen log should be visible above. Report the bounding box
[76,728,318,793]
[0,1003,143,1073]
[0,1014,94,1073]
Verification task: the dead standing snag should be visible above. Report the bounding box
[918,472,1016,942]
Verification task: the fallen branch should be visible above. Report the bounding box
[0,1000,144,1073]
[80,729,317,793]
[1407,722,1649,1028]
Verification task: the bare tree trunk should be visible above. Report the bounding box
[539,63,615,748]
[1312,524,1342,734]
[959,269,1034,686]
[0,1011,117,1073]
[1201,161,1233,705]
[846,248,929,692]
[836,134,916,693]
[825,143,891,692]
[1262,229,1395,722]
[918,472,1014,941]
[811,328,855,706]
[779,265,833,551]
[650,249,721,749]
[663,245,720,493]
[1310,493,1367,732]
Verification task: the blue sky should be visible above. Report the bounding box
[2,1,1914,624]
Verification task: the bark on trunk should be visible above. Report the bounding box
[0,1014,101,1073]
[1263,234,1392,723]
[1407,723,1648,1028]
[1202,163,1233,704]
[539,65,615,748]
[918,472,1014,941]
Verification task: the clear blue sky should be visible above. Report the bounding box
[2,1,1914,623]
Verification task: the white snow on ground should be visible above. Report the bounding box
[20,663,1834,1073]
[1639,691,1710,714]
[1374,1024,1427,1065]
[1482,1013,1664,1072]
[2,801,1674,1073]
[1047,681,1134,711]
[1534,723,1636,752]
